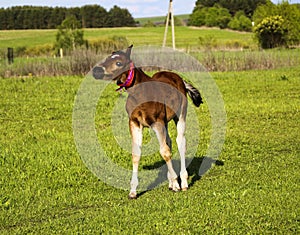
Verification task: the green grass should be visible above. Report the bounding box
[0,26,254,51]
[0,66,299,233]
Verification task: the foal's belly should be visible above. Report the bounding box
[127,101,178,127]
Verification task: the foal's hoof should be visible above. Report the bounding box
[181,187,188,192]
[128,192,137,199]
[169,180,181,192]
[169,186,181,192]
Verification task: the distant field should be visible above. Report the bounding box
[0,26,255,51]
[136,14,190,25]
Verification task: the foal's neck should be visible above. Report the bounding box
[133,67,150,85]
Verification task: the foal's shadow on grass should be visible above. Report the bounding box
[138,156,224,197]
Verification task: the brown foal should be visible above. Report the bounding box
[92,45,202,199]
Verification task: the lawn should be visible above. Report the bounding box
[0,65,299,233]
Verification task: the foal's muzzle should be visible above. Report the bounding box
[92,66,105,80]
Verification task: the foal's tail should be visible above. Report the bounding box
[184,81,203,107]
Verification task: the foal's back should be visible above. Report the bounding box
[151,71,186,95]
[126,71,187,127]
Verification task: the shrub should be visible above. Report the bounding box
[228,11,252,32]
[254,15,288,49]
[55,16,85,54]
[198,35,217,50]
[143,21,156,27]
[188,8,206,26]
[87,36,128,54]
[25,44,55,57]
[205,6,231,28]
[253,1,300,47]
[188,5,231,29]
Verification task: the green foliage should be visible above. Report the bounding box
[206,6,232,28]
[198,35,218,49]
[0,5,136,29]
[254,15,288,48]
[164,16,185,27]
[253,1,300,47]
[188,5,231,29]
[188,8,206,26]
[190,0,268,31]
[25,44,54,57]
[106,5,136,27]
[195,0,267,16]
[55,16,85,53]
[228,11,252,31]
[80,5,107,28]
[87,36,129,53]
[143,20,156,27]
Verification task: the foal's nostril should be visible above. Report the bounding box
[92,66,105,80]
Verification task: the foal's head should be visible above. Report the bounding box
[92,45,133,85]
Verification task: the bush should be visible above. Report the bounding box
[188,6,231,29]
[198,35,217,50]
[87,36,128,54]
[228,11,252,32]
[25,44,55,57]
[55,16,85,54]
[143,21,156,27]
[254,15,288,49]
[188,8,206,26]
[253,1,300,47]
[205,6,231,28]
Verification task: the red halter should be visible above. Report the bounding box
[116,62,135,92]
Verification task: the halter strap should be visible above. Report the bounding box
[116,62,135,92]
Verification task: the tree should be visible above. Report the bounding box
[188,7,207,26]
[0,9,8,29]
[0,5,135,29]
[106,5,135,27]
[188,5,231,29]
[228,11,252,31]
[55,16,85,53]
[205,6,231,28]
[194,0,267,17]
[81,5,108,28]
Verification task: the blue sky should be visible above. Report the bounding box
[0,0,299,18]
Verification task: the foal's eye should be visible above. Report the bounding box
[116,62,123,67]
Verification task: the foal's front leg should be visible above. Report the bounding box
[129,121,143,199]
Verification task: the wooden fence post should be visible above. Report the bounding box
[7,47,13,64]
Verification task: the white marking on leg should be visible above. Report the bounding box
[176,116,188,190]
[152,122,180,191]
[129,122,142,199]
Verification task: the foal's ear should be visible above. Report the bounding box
[126,45,133,58]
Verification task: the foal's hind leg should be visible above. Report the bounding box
[175,115,189,191]
[129,121,143,199]
[152,122,180,192]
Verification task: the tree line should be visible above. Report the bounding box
[0,5,136,30]
[189,0,268,31]
[189,0,300,48]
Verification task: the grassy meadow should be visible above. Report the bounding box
[0,67,299,233]
[0,26,255,51]
[0,25,300,233]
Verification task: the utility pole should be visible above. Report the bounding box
[162,0,175,50]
